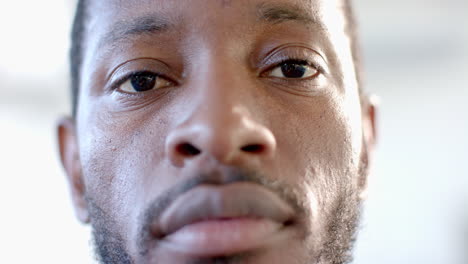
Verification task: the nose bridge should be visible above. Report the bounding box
[184,47,254,133]
[198,48,247,106]
[195,59,247,130]
[165,52,277,167]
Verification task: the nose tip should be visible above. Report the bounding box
[166,120,276,167]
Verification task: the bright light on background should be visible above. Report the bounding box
[0,1,94,263]
[0,1,71,77]
[0,1,466,263]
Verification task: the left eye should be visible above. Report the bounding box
[268,60,318,79]
[118,72,173,93]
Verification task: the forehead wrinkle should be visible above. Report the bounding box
[98,14,172,50]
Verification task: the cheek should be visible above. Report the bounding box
[76,106,171,230]
[276,94,362,176]
[324,92,363,171]
[271,92,363,215]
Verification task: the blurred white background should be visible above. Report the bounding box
[0,0,466,263]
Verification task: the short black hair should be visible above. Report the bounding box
[70,0,87,117]
[69,0,361,116]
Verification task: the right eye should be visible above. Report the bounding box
[118,72,173,93]
[266,59,319,79]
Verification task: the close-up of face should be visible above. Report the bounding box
[58,0,377,263]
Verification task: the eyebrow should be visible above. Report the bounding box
[99,2,323,49]
[256,2,324,29]
[99,15,171,48]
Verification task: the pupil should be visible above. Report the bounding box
[281,63,307,78]
[131,73,156,92]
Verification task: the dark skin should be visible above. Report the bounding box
[58,0,377,263]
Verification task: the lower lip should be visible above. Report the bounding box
[160,218,284,257]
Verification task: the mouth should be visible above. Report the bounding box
[150,182,296,257]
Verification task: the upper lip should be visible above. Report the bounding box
[153,182,295,237]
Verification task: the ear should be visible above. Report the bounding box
[362,94,378,150]
[57,117,90,224]
[358,94,378,199]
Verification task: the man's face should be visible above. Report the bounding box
[58,0,376,263]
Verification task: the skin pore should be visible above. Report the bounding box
[58,0,377,263]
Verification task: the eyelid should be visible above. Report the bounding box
[258,45,328,75]
[264,58,322,76]
[106,58,177,92]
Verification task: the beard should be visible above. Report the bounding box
[87,199,133,264]
[86,164,364,264]
[316,187,361,264]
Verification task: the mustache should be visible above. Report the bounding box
[137,168,305,255]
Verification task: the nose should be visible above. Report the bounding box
[166,104,276,167]
[165,62,277,168]
[165,50,278,168]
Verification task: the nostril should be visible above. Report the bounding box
[176,143,201,156]
[241,144,265,154]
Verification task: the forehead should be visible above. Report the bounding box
[85,0,347,40]
[88,0,323,17]
[82,0,351,67]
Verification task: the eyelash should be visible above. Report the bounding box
[266,57,324,75]
[110,70,171,91]
[109,56,322,93]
